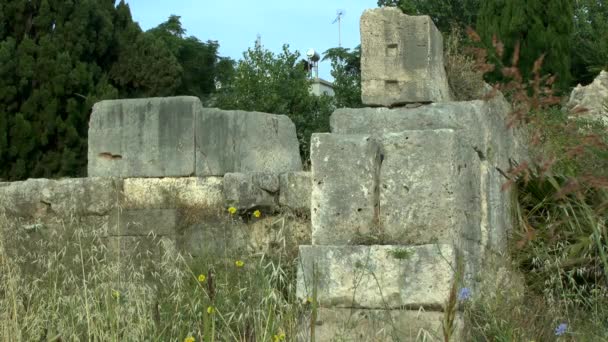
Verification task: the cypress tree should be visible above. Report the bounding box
[477,0,574,90]
[0,0,181,180]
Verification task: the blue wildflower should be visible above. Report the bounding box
[457,287,471,301]
[554,323,567,336]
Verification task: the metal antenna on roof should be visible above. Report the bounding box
[332,9,345,48]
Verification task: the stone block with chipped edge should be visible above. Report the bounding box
[310,134,382,245]
[88,96,199,177]
[223,172,277,210]
[360,8,451,106]
[296,244,456,309]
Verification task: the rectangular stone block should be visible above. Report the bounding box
[88,96,200,177]
[0,177,122,218]
[223,172,278,211]
[121,177,224,210]
[297,244,456,309]
[310,134,382,245]
[108,209,177,236]
[306,308,463,342]
[379,130,480,245]
[195,108,302,176]
[360,8,451,106]
[279,171,311,212]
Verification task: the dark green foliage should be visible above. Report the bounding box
[0,0,180,180]
[322,46,363,108]
[377,0,479,33]
[476,0,574,91]
[147,15,228,99]
[572,0,608,85]
[214,44,334,163]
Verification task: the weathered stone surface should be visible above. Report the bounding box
[310,134,382,245]
[0,177,122,217]
[360,8,451,106]
[223,173,277,210]
[331,95,526,256]
[122,177,224,210]
[297,244,455,309]
[253,172,280,193]
[88,96,199,177]
[279,171,311,212]
[108,209,177,236]
[196,108,302,175]
[379,130,480,245]
[565,70,608,125]
[305,308,463,342]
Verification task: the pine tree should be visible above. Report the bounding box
[476,0,574,90]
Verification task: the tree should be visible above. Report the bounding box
[322,46,363,108]
[214,43,334,162]
[571,0,608,85]
[377,0,480,33]
[147,15,226,99]
[476,0,574,91]
[0,0,180,180]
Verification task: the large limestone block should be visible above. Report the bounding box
[305,308,463,342]
[296,244,456,309]
[0,177,122,217]
[195,108,302,175]
[310,134,382,245]
[331,97,526,255]
[88,96,200,177]
[121,177,224,210]
[279,171,311,213]
[379,130,480,245]
[360,8,451,106]
[223,172,278,211]
[565,70,608,125]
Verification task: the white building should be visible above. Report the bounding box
[310,78,335,97]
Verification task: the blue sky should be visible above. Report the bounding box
[124,0,378,80]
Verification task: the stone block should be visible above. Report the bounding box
[0,177,122,218]
[108,209,177,236]
[379,130,480,245]
[121,177,224,210]
[223,173,277,211]
[306,308,463,342]
[195,108,302,175]
[565,70,608,125]
[330,98,527,257]
[296,244,456,309]
[279,171,311,212]
[310,134,382,245]
[360,8,451,106]
[88,96,199,177]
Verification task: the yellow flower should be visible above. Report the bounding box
[184,337,195,342]
[235,260,245,268]
[111,289,120,299]
[207,306,215,314]
[273,332,286,342]
[253,210,261,218]
[228,206,237,214]
[198,274,206,282]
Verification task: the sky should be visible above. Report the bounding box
[123,0,378,81]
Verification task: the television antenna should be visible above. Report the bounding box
[332,9,345,48]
